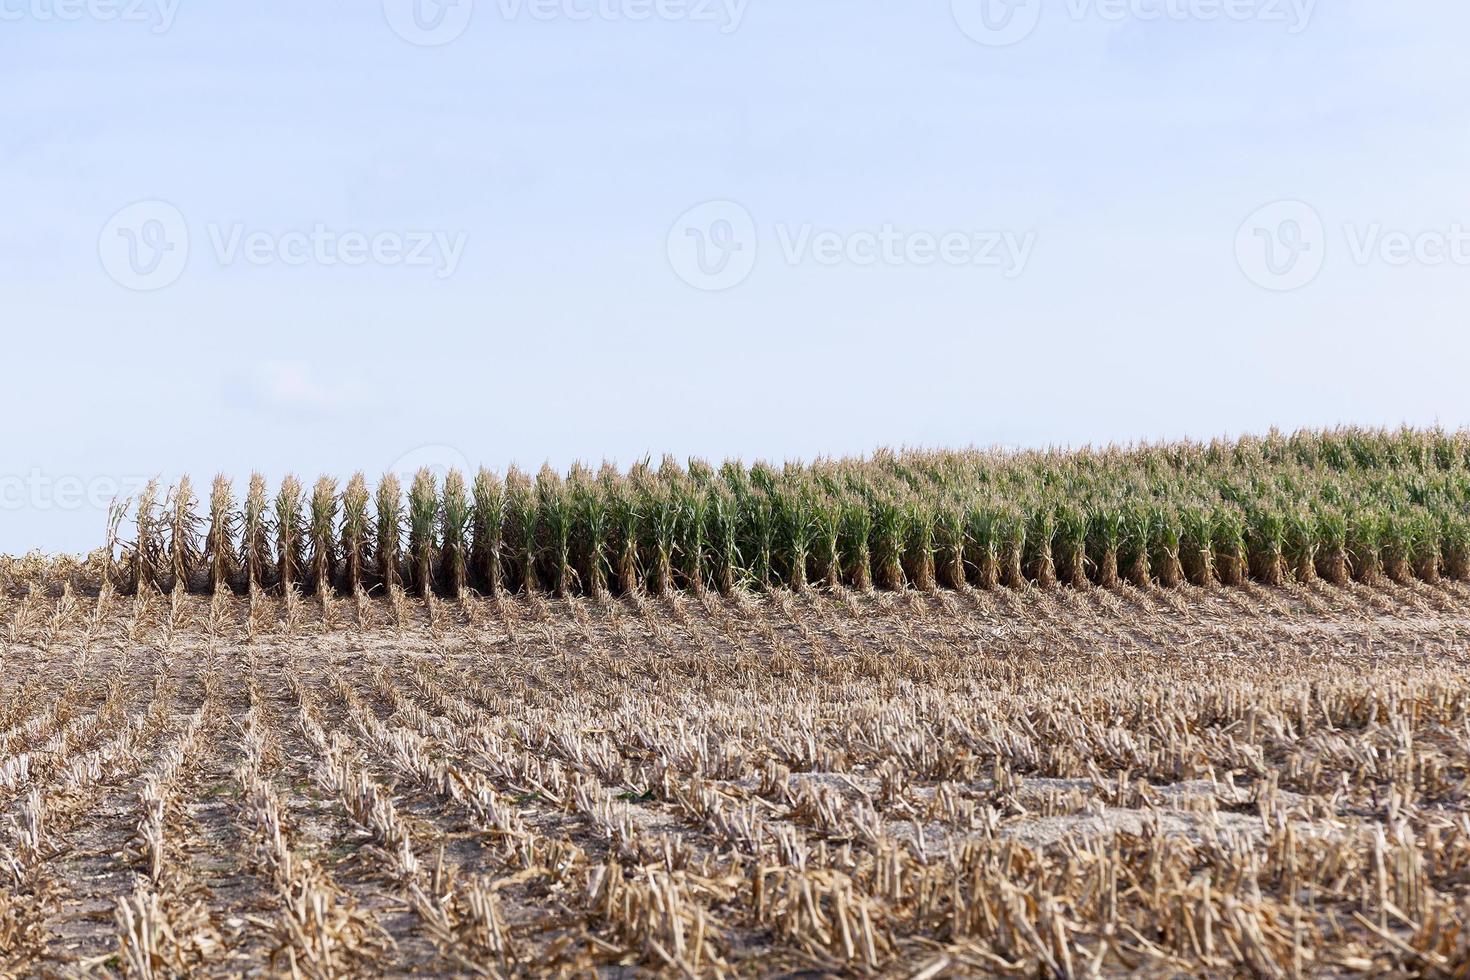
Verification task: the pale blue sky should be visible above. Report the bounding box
[5,1,1470,553]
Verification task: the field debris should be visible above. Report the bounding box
[0,578,1467,974]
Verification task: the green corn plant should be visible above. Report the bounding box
[933,504,967,590]
[470,469,505,596]
[997,506,1027,589]
[749,461,777,498]
[205,475,238,593]
[1349,433,1384,469]
[407,469,439,597]
[605,471,640,596]
[965,503,1001,590]
[1313,507,1349,586]
[641,484,680,596]
[1088,507,1124,589]
[1055,505,1089,588]
[741,492,776,590]
[902,501,937,591]
[375,473,404,591]
[840,500,874,592]
[1245,505,1286,587]
[1282,509,1317,584]
[678,485,709,595]
[774,489,814,592]
[1379,510,1415,585]
[1024,506,1057,588]
[708,487,742,595]
[1396,426,1429,471]
[536,465,574,597]
[719,459,751,500]
[1409,509,1441,584]
[340,473,371,595]
[657,453,684,487]
[572,470,612,597]
[274,475,305,593]
[1317,432,1349,471]
[308,477,338,595]
[440,470,470,597]
[1150,506,1183,588]
[870,498,905,591]
[1442,513,1470,582]
[687,456,715,486]
[1432,430,1459,470]
[504,468,538,594]
[810,497,843,590]
[1179,506,1215,588]
[1212,508,1248,587]
[242,473,273,591]
[1346,509,1384,585]
[1121,505,1152,588]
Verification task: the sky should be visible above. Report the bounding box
[4,0,1470,554]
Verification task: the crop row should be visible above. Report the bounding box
[111,427,1470,597]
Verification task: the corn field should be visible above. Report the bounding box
[4,426,1470,975]
[105,428,1470,601]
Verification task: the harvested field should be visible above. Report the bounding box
[2,580,1469,976]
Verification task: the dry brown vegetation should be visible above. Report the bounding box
[1,575,1469,977]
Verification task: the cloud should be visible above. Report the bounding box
[230,360,364,420]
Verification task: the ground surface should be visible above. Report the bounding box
[1,581,1469,977]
